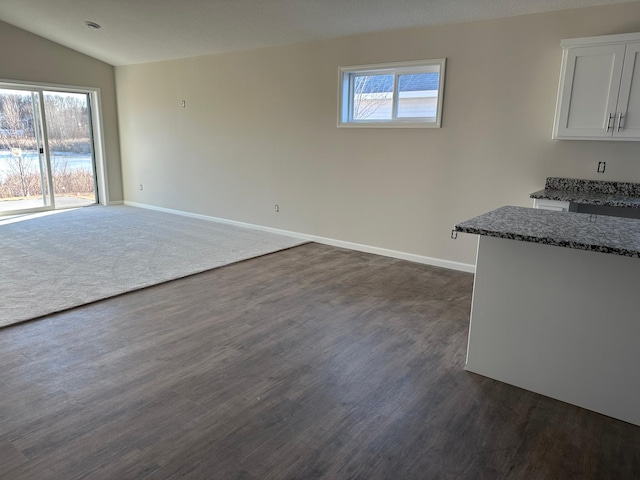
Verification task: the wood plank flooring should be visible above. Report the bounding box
[0,242,639,479]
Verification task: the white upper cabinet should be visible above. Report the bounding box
[553,32,640,140]
[615,43,640,139]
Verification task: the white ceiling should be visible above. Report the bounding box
[0,0,636,66]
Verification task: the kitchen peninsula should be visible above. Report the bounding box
[455,205,640,426]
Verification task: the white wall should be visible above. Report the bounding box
[115,3,640,267]
[0,20,123,203]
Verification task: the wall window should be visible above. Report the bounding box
[338,59,446,128]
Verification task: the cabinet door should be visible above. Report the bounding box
[614,42,640,139]
[555,45,626,138]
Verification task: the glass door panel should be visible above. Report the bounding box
[0,88,51,214]
[43,91,97,208]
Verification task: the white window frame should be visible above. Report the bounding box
[338,58,446,128]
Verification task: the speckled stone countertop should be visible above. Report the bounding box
[530,177,640,208]
[455,206,640,257]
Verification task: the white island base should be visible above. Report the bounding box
[467,235,640,426]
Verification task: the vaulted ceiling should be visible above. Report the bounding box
[0,0,635,66]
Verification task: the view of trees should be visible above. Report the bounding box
[43,93,92,153]
[0,90,94,203]
[0,91,91,149]
[352,75,393,120]
[0,92,39,198]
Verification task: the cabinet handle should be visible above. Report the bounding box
[606,113,614,132]
[617,113,624,132]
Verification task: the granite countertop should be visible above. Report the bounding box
[455,206,640,257]
[530,177,640,208]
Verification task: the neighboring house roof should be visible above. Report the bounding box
[355,73,440,93]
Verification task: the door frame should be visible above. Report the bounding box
[0,79,110,214]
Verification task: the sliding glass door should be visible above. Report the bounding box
[0,86,97,215]
[0,88,52,213]
[43,91,97,209]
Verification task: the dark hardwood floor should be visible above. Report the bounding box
[1,243,639,479]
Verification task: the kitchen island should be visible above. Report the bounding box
[455,206,640,426]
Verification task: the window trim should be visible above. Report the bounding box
[338,58,446,128]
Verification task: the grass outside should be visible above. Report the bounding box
[0,169,94,200]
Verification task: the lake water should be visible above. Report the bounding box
[0,151,93,180]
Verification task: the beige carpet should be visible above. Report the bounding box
[0,206,306,327]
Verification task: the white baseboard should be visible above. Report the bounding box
[124,201,476,273]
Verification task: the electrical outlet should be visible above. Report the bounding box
[139,184,144,191]
[274,204,279,213]
[597,162,606,173]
